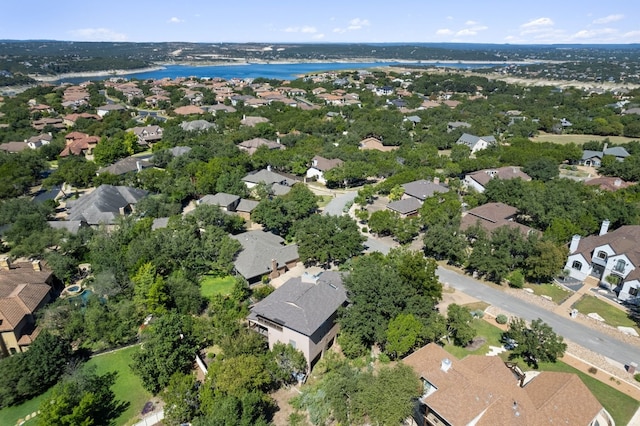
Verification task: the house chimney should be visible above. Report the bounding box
[267,165,272,172]
[136,161,142,172]
[0,256,11,270]
[441,358,452,372]
[603,142,608,153]
[433,177,440,185]
[569,235,581,254]
[599,219,610,236]
[271,259,278,274]
[32,260,41,271]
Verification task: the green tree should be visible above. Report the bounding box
[131,313,200,394]
[163,372,201,426]
[523,157,560,181]
[446,304,476,346]
[294,214,365,268]
[270,342,307,384]
[38,366,126,426]
[385,313,424,359]
[505,318,567,368]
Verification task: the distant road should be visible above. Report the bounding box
[321,191,357,217]
[437,267,640,368]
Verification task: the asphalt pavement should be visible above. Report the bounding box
[322,191,357,216]
[437,267,640,368]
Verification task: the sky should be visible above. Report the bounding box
[1,0,639,45]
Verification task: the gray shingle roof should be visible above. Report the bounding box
[97,156,152,176]
[236,199,259,213]
[179,120,215,131]
[230,230,299,281]
[199,193,241,208]
[402,179,449,201]
[247,271,346,336]
[65,185,148,225]
[387,197,422,215]
[242,169,297,186]
[456,133,496,150]
[47,220,87,234]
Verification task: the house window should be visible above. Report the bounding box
[572,260,582,270]
[597,251,607,260]
[613,259,626,273]
[630,287,638,297]
[289,340,296,349]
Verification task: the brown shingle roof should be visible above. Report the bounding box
[466,167,531,187]
[403,343,603,426]
[460,202,538,236]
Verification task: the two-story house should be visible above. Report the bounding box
[564,222,640,304]
[247,270,346,368]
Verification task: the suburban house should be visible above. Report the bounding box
[230,230,299,283]
[196,192,259,222]
[306,156,343,185]
[464,167,531,193]
[59,131,100,158]
[238,137,285,156]
[580,143,630,166]
[25,133,52,149]
[584,176,634,191]
[456,133,497,154]
[565,222,640,304]
[247,270,346,368]
[447,121,472,132]
[65,185,148,226]
[460,202,537,236]
[0,258,55,356]
[404,343,610,426]
[387,179,449,217]
[179,120,215,132]
[240,115,270,127]
[173,105,205,116]
[359,136,398,152]
[96,104,126,117]
[0,141,29,153]
[242,169,298,196]
[127,125,163,147]
[32,117,65,131]
[63,112,101,127]
[96,156,153,176]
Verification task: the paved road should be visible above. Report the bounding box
[322,191,357,216]
[437,267,640,368]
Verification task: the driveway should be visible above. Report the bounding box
[322,191,357,216]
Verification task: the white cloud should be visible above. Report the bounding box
[68,28,127,42]
[284,26,318,33]
[593,14,623,24]
[312,33,325,40]
[465,20,478,26]
[347,18,370,30]
[623,30,640,39]
[334,17,370,33]
[168,17,184,24]
[571,28,617,39]
[436,28,453,36]
[520,17,554,32]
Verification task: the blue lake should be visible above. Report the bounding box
[57,61,506,83]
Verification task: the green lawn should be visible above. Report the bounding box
[524,283,571,304]
[200,274,236,299]
[0,388,52,426]
[317,195,333,207]
[443,318,504,358]
[535,360,640,426]
[0,345,149,426]
[573,295,640,333]
[85,345,151,426]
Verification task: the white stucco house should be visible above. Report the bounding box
[464,167,532,193]
[306,156,343,185]
[456,133,497,154]
[247,270,346,369]
[564,221,640,304]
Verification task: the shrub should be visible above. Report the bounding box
[496,314,508,324]
[378,353,391,363]
[634,373,640,383]
[506,270,524,288]
[588,366,598,375]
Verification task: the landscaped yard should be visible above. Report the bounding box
[535,360,640,426]
[573,295,640,334]
[0,345,149,426]
[0,388,52,426]
[200,274,236,299]
[443,316,503,358]
[86,344,152,426]
[524,283,571,304]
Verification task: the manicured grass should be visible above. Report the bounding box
[532,132,638,145]
[534,360,640,426]
[443,318,504,358]
[86,345,151,426]
[462,301,490,312]
[0,388,52,426]
[200,274,236,298]
[317,195,333,207]
[573,295,640,333]
[0,345,149,426]
[524,283,571,304]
